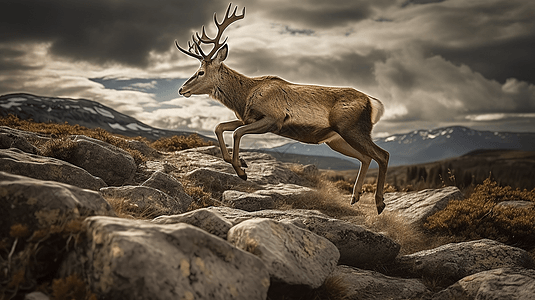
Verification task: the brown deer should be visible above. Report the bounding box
[176,4,390,214]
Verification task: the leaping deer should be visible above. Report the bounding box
[176,4,390,214]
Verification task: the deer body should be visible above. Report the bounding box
[176,4,389,214]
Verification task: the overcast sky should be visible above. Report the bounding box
[1,0,534,147]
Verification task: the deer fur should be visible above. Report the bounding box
[176,4,389,214]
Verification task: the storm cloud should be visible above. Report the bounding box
[0,0,534,137]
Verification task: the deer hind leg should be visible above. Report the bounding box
[336,130,389,214]
[325,135,372,205]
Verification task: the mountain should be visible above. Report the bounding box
[0,93,213,142]
[262,126,535,169]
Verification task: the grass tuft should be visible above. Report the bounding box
[150,134,214,152]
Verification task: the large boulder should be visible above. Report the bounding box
[433,267,535,300]
[282,216,400,268]
[395,239,535,285]
[384,186,463,225]
[67,135,136,186]
[227,218,339,289]
[184,168,259,198]
[100,185,189,216]
[141,171,193,210]
[0,128,38,154]
[152,208,233,239]
[69,216,270,300]
[330,266,431,300]
[0,171,114,238]
[0,148,106,190]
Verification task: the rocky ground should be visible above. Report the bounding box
[1,125,535,300]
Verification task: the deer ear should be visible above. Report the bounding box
[214,44,228,64]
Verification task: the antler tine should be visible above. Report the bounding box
[175,40,203,60]
[176,4,245,61]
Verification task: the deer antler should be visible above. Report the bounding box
[176,3,245,61]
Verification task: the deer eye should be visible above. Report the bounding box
[198,71,205,76]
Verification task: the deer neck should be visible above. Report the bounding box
[211,64,253,119]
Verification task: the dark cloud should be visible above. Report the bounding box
[0,0,223,67]
[264,0,387,28]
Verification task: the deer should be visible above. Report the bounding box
[175,4,390,214]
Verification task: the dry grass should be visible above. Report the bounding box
[105,197,166,220]
[149,134,214,152]
[425,178,535,248]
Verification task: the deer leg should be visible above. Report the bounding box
[326,136,372,205]
[336,131,389,214]
[215,120,244,164]
[231,117,276,180]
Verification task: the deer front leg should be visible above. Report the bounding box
[231,117,276,180]
[215,120,244,163]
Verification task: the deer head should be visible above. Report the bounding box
[176,3,245,98]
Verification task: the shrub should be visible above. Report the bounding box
[425,178,535,248]
[150,134,213,152]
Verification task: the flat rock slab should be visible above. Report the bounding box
[0,171,114,237]
[433,267,535,300]
[206,206,330,226]
[395,239,535,285]
[331,265,431,300]
[281,216,400,268]
[77,216,270,300]
[0,148,106,190]
[228,218,340,289]
[384,186,463,225]
[151,208,233,239]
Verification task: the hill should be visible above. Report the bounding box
[0,93,213,142]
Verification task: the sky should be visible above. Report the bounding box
[1,0,534,148]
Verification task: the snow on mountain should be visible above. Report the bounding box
[0,93,213,141]
[263,126,535,168]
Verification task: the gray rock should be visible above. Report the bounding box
[384,186,463,225]
[331,265,431,300]
[127,139,160,157]
[0,148,107,190]
[151,208,233,239]
[100,185,189,216]
[496,200,535,209]
[432,267,535,300]
[75,216,270,300]
[67,135,136,186]
[228,218,340,288]
[281,216,400,268]
[395,239,535,285]
[141,171,193,210]
[222,190,275,211]
[0,131,38,154]
[24,292,50,300]
[0,171,114,238]
[184,168,259,197]
[206,206,330,226]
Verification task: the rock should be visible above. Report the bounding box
[0,171,115,238]
[126,139,159,157]
[141,171,193,209]
[151,208,233,239]
[384,186,463,225]
[281,216,400,268]
[0,148,107,190]
[100,185,188,216]
[496,200,535,209]
[184,168,259,197]
[0,130,38,154]
[432,267,535,300]
[206,206,330,226]
[395,239,535,286]
[73,216,270,300]
[67,135,136,186]
[222,190,275,211]
[227,218,340,288]
[331,265,431,300]
[24,292,50,300]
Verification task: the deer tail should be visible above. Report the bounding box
[369,96,384,125]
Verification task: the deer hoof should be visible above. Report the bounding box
[238,172,247,181]
[376,202,386,215]
[239,158,248,168]
[350,192,362,205]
